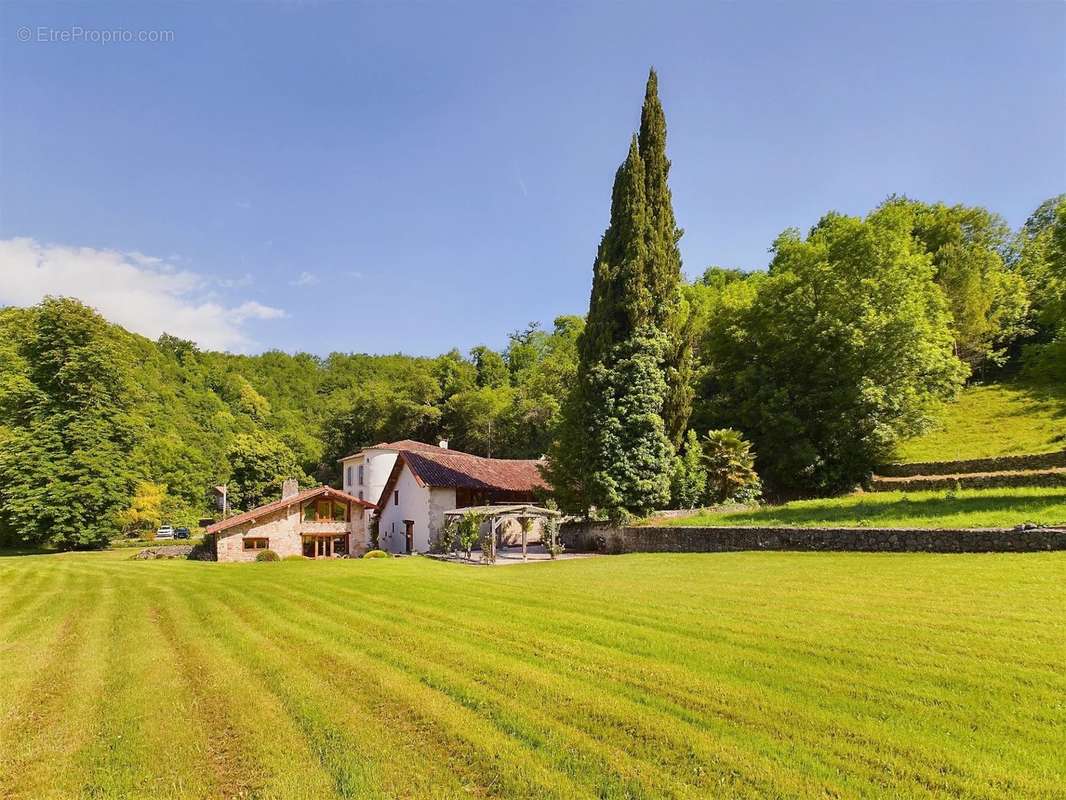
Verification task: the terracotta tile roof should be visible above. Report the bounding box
[205,485,375,535]
[338,439,444,461]
[403,450,550,492]
[374,449,549,510]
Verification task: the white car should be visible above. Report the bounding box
[155,525,175,540]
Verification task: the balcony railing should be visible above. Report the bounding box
[300,521,352,535]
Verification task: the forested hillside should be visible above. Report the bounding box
[0,301,582,547]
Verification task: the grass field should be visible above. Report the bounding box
[671,487,1066,529]
[895,381,1066,463]
[1,551,1063,799]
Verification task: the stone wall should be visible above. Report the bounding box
[561,521,1066,554]
[876,450,1066,478]
[869,470,1066,492]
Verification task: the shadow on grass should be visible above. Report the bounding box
[692,491,1066,528]
[0,546,59,558]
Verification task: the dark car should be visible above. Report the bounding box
[174,527,191,540]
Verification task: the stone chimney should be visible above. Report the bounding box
[438,439,449,450]
[281,479,299,499]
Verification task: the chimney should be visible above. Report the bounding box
[281,479,299,499]
[438,439,449,450]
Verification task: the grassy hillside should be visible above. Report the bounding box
[894,381,1066,464]
[672,487,1066,529]
[1,551,1063,798]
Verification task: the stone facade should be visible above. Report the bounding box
[561,522,1066,554]
[215,504,369,562]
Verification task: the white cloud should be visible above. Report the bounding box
[0,237,286,353]
[290,271,319,287]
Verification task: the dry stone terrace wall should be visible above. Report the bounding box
[876,450,1066,478]
[869,470,1066,493]
[561,522,1066,554]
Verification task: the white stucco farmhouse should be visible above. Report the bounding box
[372,445,549,554]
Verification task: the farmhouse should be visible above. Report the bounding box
[205,482,376,562]
[375,446,549,554]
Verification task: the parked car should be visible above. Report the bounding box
[156,525,175,540]
[174,527,191,540]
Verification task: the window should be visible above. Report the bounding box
[303,503,316,522]
[394,490,399,506]
[358,465,364,485]
[358,491,364,501]
[346,466,352,486]
[243,537,269,551]
[331,501,347,522]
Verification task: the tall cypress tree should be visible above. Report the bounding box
[547,71,686,516]
[638,69,693,445]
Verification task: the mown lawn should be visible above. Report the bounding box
[671,487,1066,530]
[895,381,1066,463]
[1,551,1063,799]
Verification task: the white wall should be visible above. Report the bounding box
[341,447,400,528]
[377,464,431,553]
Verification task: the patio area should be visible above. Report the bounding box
[426,544,598,566]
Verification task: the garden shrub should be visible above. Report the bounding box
[363,549,390,559]
[282,554,309,561]
[255,549,280,562]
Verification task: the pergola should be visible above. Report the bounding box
[442,504,561,561]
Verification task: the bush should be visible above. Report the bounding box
[255,549,280,562]
[363,549,390,559]
[282,554,309,561]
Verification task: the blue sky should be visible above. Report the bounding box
[1,1,1063,355]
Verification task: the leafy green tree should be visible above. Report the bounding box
[227,432,306,510]
[443,385,514,457]
[470,345,510,388]
[0,298,141,549]
[701,429,761,504]
[701,208,967,494]
[669,429,707,508]
[1011,196,1066,380]
[872,198,1029,373]
[434,348,477,399]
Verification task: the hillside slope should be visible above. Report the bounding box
[895,381,1066,463]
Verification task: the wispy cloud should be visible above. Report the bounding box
[344,269,364,279]
[290,271,320,287]
[219,272,254,288]
[0,238,286,352]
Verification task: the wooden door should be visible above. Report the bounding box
[403,520,414,554]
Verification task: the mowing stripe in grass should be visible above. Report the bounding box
[174,579,457,799]
[0,562,114,799]
[202,579,588,800]
[228,576,716,799]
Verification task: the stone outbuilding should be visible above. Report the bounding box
[205,484,376,562]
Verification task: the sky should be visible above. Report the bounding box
[1,1,1063,355]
